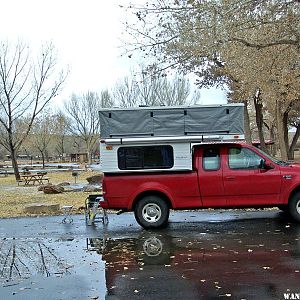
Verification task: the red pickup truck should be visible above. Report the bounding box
[100,142,300,229]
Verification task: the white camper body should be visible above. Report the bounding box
[99,104,245,173]
[100,134,245,173]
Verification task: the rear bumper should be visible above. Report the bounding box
[98,196,109,209]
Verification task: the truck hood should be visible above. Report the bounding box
[288,162,300,168]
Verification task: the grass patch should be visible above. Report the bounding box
[0,170,101,218]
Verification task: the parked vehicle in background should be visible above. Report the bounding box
[98,105,300,229]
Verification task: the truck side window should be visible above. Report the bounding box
[118,146,174,170]
[229,147,262,169]
[203,148,220,171]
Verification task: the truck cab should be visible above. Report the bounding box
[195,143,299,207]
[100,142,300,229]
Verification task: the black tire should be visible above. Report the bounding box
[134,195,169,229]
[288,192,300,222]
[278,205,289,213]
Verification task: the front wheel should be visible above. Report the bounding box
[134,196,169,229]
[288,192,300,222]
[278,205,289,213]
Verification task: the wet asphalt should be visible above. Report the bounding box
[0,210,299,300]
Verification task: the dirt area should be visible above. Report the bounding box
[0,170,100,218]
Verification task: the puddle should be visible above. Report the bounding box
[88,220,300,300]
[0,238,106,299]
[0,238,71,284]
[0,216,300,299]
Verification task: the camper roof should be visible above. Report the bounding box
[101,134,245,145]
[99,104,244,139]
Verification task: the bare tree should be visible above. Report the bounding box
[30,110,55,168]
[154,74,199,106]
[64,91,114,164]
[100,89,115,108]
[113,68,199,107]
[52,111,69,162]
[0,41,67,180]
[113,75,140,107]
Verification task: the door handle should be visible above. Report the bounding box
[225,176,236,181]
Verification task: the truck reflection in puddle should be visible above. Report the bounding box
[88,219,300,300]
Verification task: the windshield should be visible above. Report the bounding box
[255,147,289,166]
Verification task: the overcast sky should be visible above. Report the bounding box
[0,0,226,106]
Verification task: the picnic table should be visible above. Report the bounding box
[0,169,8,177]
[18,172,50,186]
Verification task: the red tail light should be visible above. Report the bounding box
[102,175,106,195]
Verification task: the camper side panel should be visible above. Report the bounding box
[100,142,192,173]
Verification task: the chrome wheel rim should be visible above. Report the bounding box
[143,237,163,257]
[296,199,300,215]
[142,203,161,223]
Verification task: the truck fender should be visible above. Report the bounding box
[128,183,174,211]
[280,183,300,204]
[287,185,300,204]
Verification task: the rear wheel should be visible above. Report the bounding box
[288,192,300,222]
[134,195,169,229]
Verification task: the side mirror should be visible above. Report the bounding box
[259,159,265,169]
[259,159,273,170]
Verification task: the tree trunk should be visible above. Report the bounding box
[46,150,50,163]
[243,99,252,144]
[10,147,20,181]
[40,151,45,169]
[288,124,300,160]
[253,91,267,152]
[87,151,92,165]
[7,130,21,181]
[86,137,95,165]
[283,111,290,158]
[60,138,65,162]
[269,123,277,156]
[276,102,289,160]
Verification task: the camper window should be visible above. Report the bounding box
[118,146,174,170]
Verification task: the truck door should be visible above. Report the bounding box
[196,146,227,207]
[223,145,281,205]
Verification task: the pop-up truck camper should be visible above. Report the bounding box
[95,104,300,229]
